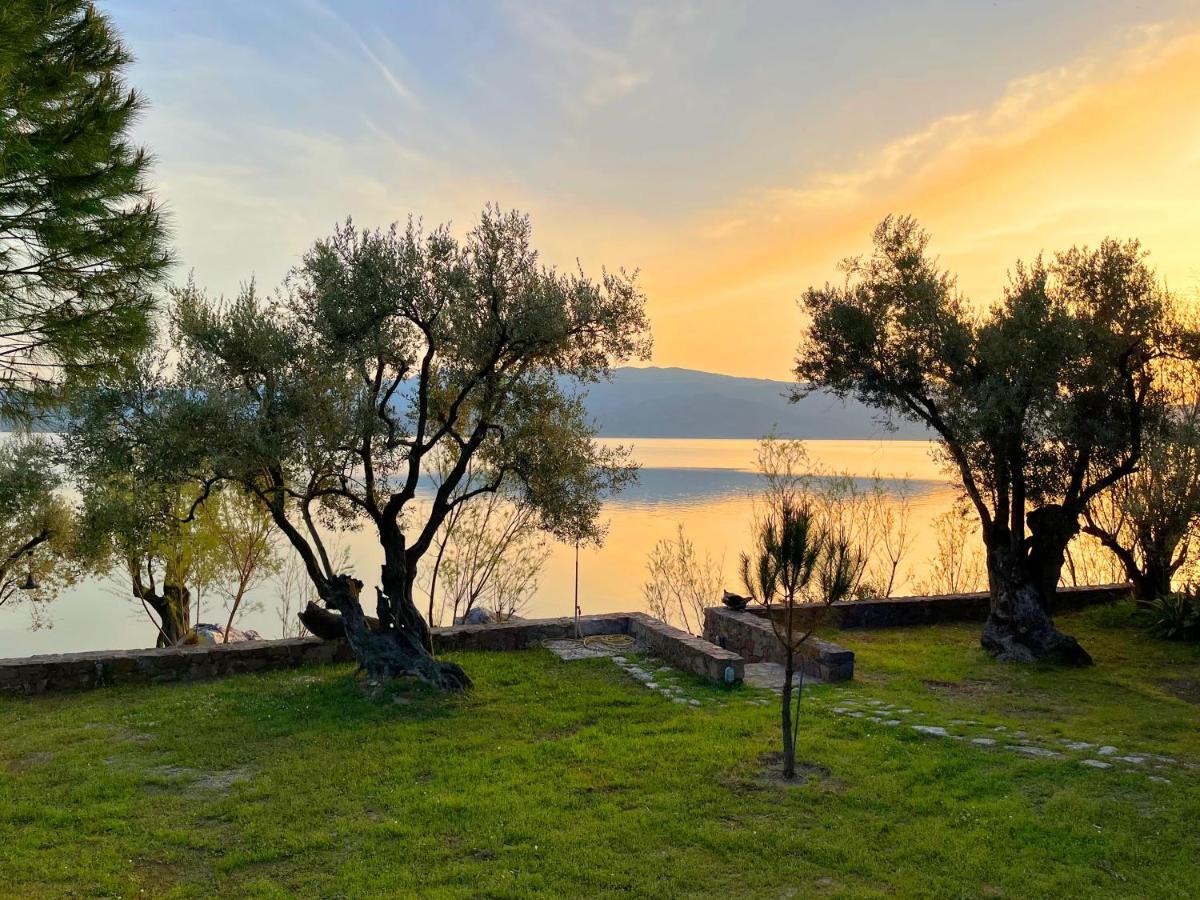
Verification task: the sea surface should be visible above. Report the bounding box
[0,438,958,657]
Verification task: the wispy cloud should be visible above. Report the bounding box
[300,0,420,108]
[502,1,651,106]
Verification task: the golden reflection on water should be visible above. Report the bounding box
[532,439,956,620]
[0,438,960,656]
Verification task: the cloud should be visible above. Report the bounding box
[636,21,1200,377]
[502,1,651,106]
[299,0,420,107]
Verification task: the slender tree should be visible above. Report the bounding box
[0,0,169,418]
[170,208,649,689]
[797,216,1186,664]
[741,498,858,779]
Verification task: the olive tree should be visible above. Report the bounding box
[0,436,79,627]
[65,349,220,646]
[171,208,649,689]
[797,216,1184,665]
[1082,360,1200,603]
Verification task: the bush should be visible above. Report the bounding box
[1140,591,1200,641]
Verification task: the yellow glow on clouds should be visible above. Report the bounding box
[622,25,1200,379]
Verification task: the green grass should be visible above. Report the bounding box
[1,603,1198,898]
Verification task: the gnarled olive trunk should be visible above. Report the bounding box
[320,574,470,692]
[1118,533,1175,605]
[980,506,1092,666]
[138,583,191,647]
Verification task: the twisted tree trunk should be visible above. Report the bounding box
[319,575,470,691]
[138,583,191,647]
[980,506,1092,666]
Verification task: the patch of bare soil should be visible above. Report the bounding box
[1160,678,1200,705]
[922,677,1003,698]
[144,764,253,790]
[749,752,840,790]
[7,751,54,773]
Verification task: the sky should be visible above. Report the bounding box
[105,0,1200,380]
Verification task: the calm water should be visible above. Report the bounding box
[0,439,957,657]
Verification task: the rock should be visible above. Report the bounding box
[1081,759,1111,769]
[1096,746,1118,756]
[1015,745,1061,758]
[189,624,262,645]
[912,725,950,737]
[971,737,997,746]
[455,608,495,626]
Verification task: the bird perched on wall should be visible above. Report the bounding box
[722,590,751,610]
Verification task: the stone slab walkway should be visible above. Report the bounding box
[820,692,1194,785]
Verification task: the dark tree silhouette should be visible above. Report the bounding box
[797,216,1189,665]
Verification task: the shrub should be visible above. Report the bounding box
[1140,591,1200,641]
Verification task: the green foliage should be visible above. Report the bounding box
[0,0,169,418]
[0,435,79,625]
[797,216,1189,656]
[64,348,226,643]
[798,217,1176,524]
[1084,359,1200,600]
[170,208,650,641]
[1140,591,1200,642]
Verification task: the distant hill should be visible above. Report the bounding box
[579,367,929,440]
[1,368,929,441]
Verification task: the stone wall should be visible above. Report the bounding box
[0,637,356,695]
[747,583,1130,631]
[1,612,744,695]
[627,613,743,684]
[703,607,854,682]
[431,613,632,653]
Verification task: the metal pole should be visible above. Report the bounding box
[574,540,581,638]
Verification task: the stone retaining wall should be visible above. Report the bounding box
[703,608,855,682]
[0,637,357,695]
[1,612,743,695]
[627,613,743,684]
[748,583,1130,631]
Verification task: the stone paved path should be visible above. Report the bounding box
[546,643,1191,783]
[818,693,1193,784]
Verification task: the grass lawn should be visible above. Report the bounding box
[2,602,1198,898]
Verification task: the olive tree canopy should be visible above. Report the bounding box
[796,216,1187,664]
[171,207,650,689]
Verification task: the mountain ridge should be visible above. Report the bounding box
[579,367,929,440]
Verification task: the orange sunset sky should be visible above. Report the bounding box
[108,1,1200,379]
